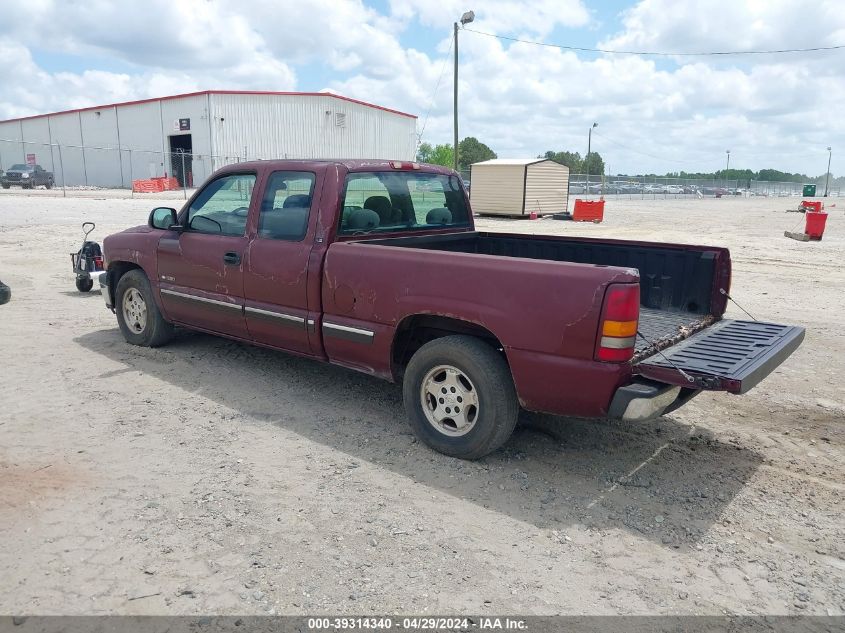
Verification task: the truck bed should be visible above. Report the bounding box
[361,231,730,364]
[364,231,728,316]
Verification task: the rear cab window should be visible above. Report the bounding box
[339,171,469,235]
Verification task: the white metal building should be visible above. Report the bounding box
[0,91,418,188]
[469,158,570,216]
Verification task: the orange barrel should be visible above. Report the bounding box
[805,211,828,240]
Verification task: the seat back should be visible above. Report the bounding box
[283,194,311,208]
[364,196,395,224]
[258,206,309,239]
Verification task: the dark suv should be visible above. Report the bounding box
[1,164,54,189]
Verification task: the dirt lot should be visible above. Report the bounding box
[0,192,842,616]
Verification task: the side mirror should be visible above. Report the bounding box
[149,207,179,231]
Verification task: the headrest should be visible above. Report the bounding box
[347,208,380,230]
[426,207,452,224]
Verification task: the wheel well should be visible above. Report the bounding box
[108,261,143,298]
[391,314,506,379]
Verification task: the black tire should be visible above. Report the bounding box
[45,180,53,189]
[1,184,9,189]
[115,269,174,347]
[403,335,519,459]
[75,277,93,292]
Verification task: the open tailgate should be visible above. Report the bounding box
[636,319,805,394]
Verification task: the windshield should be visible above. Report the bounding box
[339,171,470,235]
[9,164,30,171]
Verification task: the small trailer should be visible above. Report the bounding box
[469,158,569,217]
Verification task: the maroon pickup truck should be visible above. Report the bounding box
[100,160,804,459]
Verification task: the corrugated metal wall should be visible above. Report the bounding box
[469,164,526,215]
[211,93,416,164]
[525,160,569,216]
[0,93,416,187]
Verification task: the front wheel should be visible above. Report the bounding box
[45,180,53,189]
[403,335,519,459]
[115,270,174,347]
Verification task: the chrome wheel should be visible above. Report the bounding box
[420,364,479,437]
[122,287,147,334]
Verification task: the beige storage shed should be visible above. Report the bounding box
[469,158,570,217]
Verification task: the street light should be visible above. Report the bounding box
[725,150,730,188]
[586,122,598,191]
[825,147,832,197]
[453,10,475,171]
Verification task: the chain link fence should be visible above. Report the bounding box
[565,174,842,199]
[2,138,840,201]
[0,138,248,199]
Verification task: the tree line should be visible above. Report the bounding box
[417,139,838,186]
[416,137,497,171]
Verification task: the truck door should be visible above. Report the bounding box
[242,170,319,355]
[156,172,256,338]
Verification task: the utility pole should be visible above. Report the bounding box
[453,10,474,172]
[725,150,731,188]
[825,147,832,197]
[586,122,597,190]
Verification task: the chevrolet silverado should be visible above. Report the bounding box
[100,160,804,459]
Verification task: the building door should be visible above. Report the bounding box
[169,134,193,186]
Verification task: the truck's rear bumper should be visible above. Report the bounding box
[608,380,700,421]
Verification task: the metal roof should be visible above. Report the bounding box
[0,90,418,124]
[473,158,547,166]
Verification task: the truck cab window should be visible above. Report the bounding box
[257,171,316,241]
[339,172,469,235]
[187,173,255,236]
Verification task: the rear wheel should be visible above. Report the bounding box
[403,335,518,459]
[115,270,173,347]
[45,179,53,189]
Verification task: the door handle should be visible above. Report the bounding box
[223,251,241,265]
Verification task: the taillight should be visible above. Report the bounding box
[94,256,104,270]
[596,284,640,362]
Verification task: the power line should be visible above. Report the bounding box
[590,130,710,166]
[418,36,454,142]
[463,28,845,57]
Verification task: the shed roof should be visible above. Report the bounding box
[0,90,417,125]
[473,158,548,166]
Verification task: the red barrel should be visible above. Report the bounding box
[805,211,828,240]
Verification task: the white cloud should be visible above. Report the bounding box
[0,0,842,176]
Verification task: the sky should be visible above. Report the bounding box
[0,0,842,176]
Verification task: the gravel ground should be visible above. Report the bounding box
[0,192,842,616]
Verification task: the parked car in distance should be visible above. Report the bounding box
[663,185,684,194]
[1,164,54,189]
[568,181,586,194]
[100,159,804,459]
